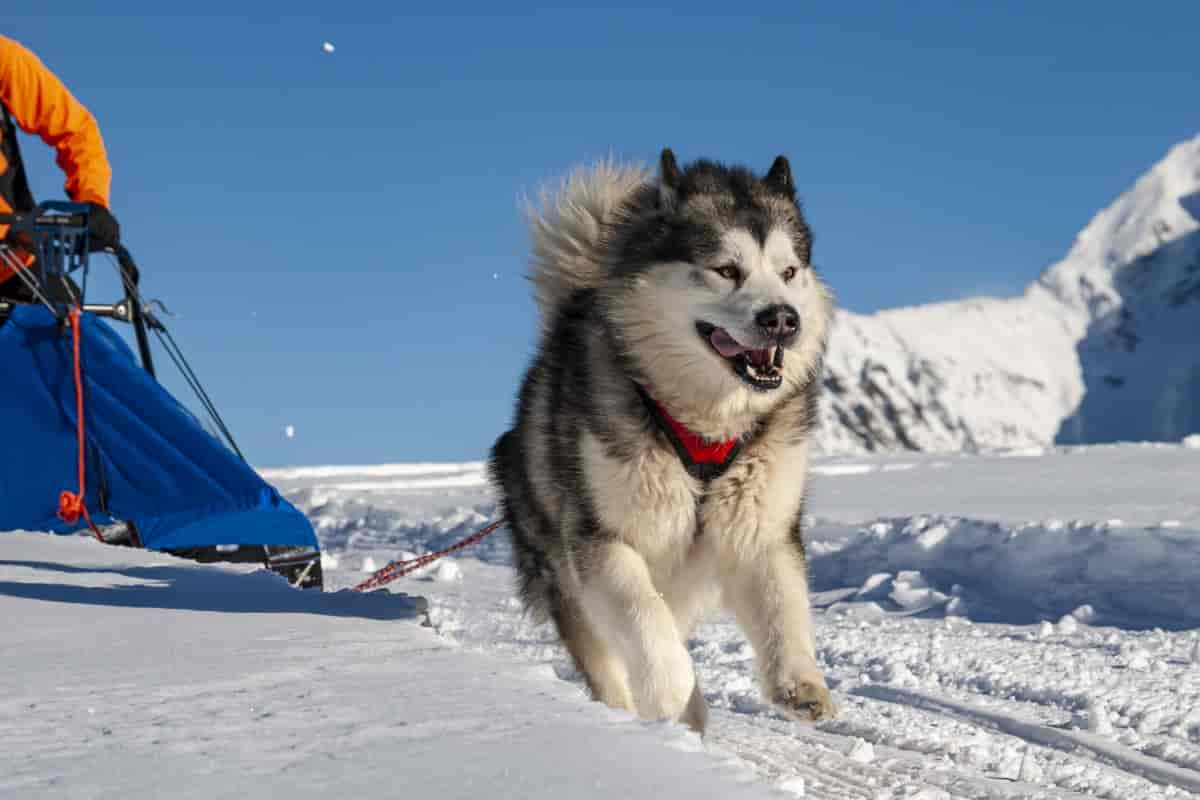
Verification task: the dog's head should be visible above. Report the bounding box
[603,149,833,437]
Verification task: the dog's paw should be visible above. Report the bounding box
[634,646,696,720]
[770,674,836,722]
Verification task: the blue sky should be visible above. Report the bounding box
[7,3,1199,466]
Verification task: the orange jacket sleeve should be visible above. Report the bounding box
[0,35,112,209]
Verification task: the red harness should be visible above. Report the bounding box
[637,385,745,481]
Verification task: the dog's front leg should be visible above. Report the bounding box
[720,541,836,722]
[578,540,696,722]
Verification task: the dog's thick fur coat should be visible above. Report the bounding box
[490,150,836,732]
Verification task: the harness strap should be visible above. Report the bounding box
[634,383,746,482]
[1,102,36,214]
[1,104,36,287]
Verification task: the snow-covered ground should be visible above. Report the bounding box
[0,534,775,800]
[6,444,1200,798]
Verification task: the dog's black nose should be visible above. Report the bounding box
[755,304,799,341]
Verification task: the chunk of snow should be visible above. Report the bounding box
[360,556,378,573]
[433,560,462,582]
[1070,604,1097,624]
[1125,649,1151,670]
[1036,621,1055,639]
[1018,749,1044,782]
[889,570,948,612]
[1056,614,1080,635]
[855,572,893,598]
[944,597,968,617]
[1182,433,1200,449]
[916,523,951,548]
[776,777,806,796]
[1085,699,1114,734]
[1136,710,1164,734]
[285,425,295,439]
[322,41,335,53]
[996,747,1023,780]
[845,737,875,764]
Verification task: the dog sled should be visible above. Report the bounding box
[0,203,323,589]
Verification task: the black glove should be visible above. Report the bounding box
[86,203,121,250]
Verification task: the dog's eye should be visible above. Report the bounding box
[781,266,798,282]
[714,264,741,282]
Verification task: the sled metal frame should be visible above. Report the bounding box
[1,203,323,590]
[0,202,157,377]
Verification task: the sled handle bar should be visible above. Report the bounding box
[1,203,156,377]
[0,201,89,230]
[1,203,138,283]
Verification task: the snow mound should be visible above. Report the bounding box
[810,514,1200,628]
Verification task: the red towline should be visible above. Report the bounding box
[352,517,507,592]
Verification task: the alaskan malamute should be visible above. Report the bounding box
[490,150,836,733]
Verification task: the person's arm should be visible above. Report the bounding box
[0,35,112,209]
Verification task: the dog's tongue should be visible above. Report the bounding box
[710,327,750,358]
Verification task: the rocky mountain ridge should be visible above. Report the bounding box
[816,133,1200,453]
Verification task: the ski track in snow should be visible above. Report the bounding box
[276,445,1200,799]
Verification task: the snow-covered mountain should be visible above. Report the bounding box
[817,133,1200,453]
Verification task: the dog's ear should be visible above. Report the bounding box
[658,148,682,210]
[764,155,795,198]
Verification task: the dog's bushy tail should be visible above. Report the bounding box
[524,159,649,319]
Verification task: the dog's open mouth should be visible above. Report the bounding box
[696,322,784,391]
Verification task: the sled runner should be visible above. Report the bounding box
[0,203,323,589]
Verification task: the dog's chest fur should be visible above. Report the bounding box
[581,429,700,574]
[580,415,808,582]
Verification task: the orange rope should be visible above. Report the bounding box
[56,307,102,541]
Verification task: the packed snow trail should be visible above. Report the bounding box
[0,534,776,800]
[288,444,1200,799]
[352,555,1200,799]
